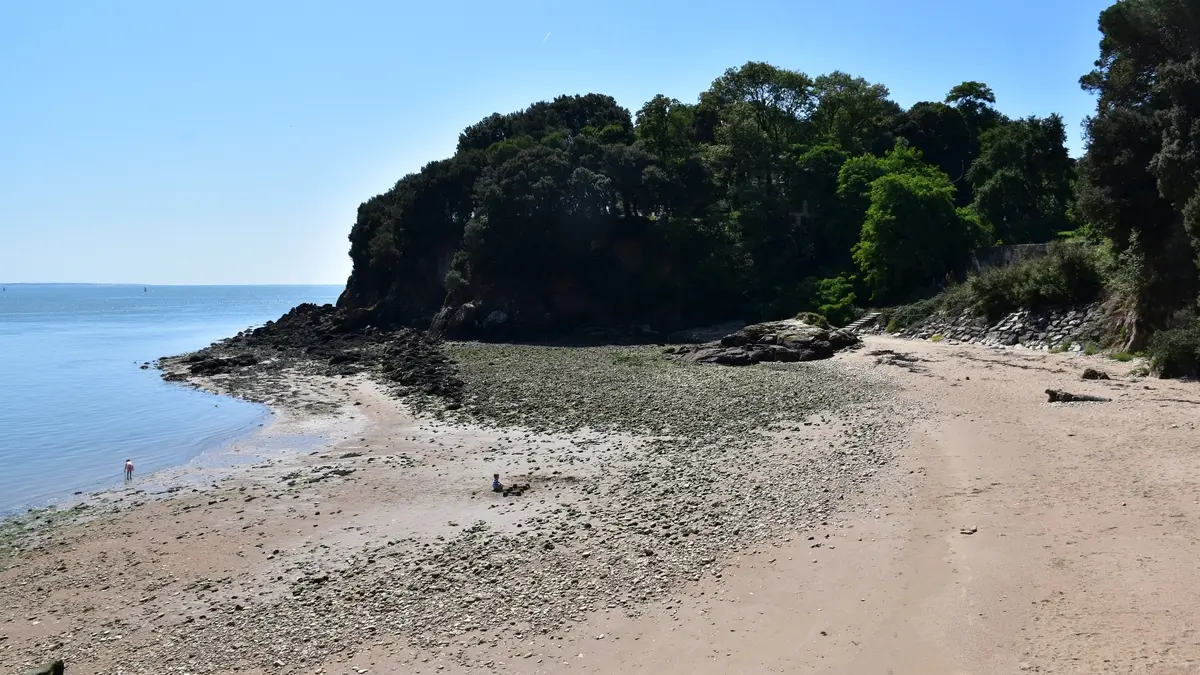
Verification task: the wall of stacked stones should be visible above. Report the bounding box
[870,304,1105,351]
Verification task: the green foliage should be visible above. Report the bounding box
[964,242,1107,320]
[1147,318,1200,377]
[1077,0,1200,339]
[1111,351,1134,362]
[853,168,985,302]
[892,102,973,200]
[793,312,831,329]
[340,58,1091,337]
[930,334,945,342]
[812,275,858,326]
[879,297,942,332]
[1084,343,1099,356]
[968,116,1074,244]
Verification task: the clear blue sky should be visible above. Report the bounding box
[0,0,1113,285]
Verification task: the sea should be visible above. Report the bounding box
[0,284,342,516]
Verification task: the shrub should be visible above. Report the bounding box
[1147,319,1200,378]
[1111,352,1134,362]
[930,334,945,342]
[878,297,941,332]
[1084,343,1099,356]
[812,275,858,327]
[965,241,1106,321]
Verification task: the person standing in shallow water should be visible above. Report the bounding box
[124,459,134,481]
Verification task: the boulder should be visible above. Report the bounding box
[670,319,860,366]
[1081,368,1110,380]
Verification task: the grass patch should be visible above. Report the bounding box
[1111,351,1134,362]
[929,334,944,342]
[1084,343,1099,356]
[1051,340,1074,354]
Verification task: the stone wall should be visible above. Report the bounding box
[971,243,1051,271]
[870,303,1106,351]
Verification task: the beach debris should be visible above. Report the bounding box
[503,482,532,497]
[869,349,924,372]
[1081,368,1110,380]
[960,526,978,535]
[1045,389,1110,403]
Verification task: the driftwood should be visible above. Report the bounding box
[1046,389,1110,403]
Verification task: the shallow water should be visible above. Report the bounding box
[0,284,341,514]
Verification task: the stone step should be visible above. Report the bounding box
[844,311,881,333]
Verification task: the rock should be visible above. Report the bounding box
[23,660,64,675]
[1045,389,1110,403]
[186,353,259,376]
[1081,368,1110,380]
[960,526,978,535]
[669,319,860,367]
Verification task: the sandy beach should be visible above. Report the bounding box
[3,336,1200,674]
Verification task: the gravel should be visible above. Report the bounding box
[6,343,918,672]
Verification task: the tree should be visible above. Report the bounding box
[339,62,1074,335]
[968,115,1074,244]
[704,61,816,158]
[1077,0,1200,343]
[811,71,896,152]
[852,171,985,302]
[635,95,696,162]
[892,102,973,203]
[945,81,1003,140]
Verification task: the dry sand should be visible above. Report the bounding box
[4,336,1200,674]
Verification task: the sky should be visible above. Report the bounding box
[0,0,1114,285]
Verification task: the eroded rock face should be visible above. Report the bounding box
[667,320,860,366]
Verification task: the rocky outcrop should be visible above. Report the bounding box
[666,319,860,366]
[872,304,1106,351]
[160,303,464,404]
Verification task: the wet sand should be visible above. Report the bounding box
[4,337,1200,674]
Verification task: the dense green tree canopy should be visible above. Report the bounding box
[339,59,1077,334]
[1077,0,1200,341]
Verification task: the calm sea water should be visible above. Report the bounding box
[0,284,342,515]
